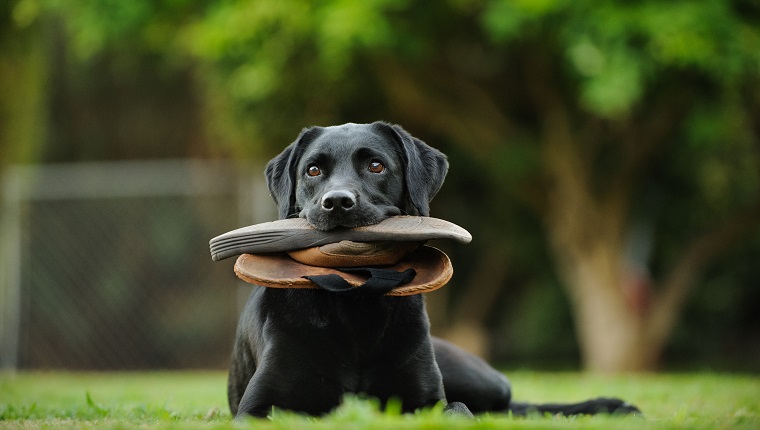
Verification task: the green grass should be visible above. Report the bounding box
[1,371,758,429]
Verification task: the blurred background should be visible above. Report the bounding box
[1,0,759,374]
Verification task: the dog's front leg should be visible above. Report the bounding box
[443,401,475,417]
[235,372,274,419]
[235,363,344,419]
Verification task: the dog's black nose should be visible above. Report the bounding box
[321,190,356,211]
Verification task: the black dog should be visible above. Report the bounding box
[227,122,639,418]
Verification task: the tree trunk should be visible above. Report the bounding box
[552,245,661,372]
[540,104,760,372]
[539,104,665,372]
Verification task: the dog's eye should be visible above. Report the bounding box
[368,161,385,174]
[307,165,321,177]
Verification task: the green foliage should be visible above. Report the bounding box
[45,0,155,59]
[19,0,760,153]
[482,0,760,116]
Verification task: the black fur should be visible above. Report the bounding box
[228,122,640,419]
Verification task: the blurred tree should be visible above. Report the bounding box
[0,0,48,166]
[472,0,760,372]
[12,0,760,371]
[179,0,760,372]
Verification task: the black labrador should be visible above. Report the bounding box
[227,121,639,418]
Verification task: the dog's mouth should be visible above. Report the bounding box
[303,215,384,232]
[301,206,402,232]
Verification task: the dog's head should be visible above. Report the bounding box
[265,122,448,230]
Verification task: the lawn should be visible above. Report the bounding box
[1,371,758,429]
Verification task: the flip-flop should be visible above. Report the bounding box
[209,216,471,261]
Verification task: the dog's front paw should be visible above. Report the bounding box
[443,401,475,418]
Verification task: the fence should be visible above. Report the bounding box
[0,160,274,370]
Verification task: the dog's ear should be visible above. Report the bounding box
[265,127,323,219]
[373,122,448,216]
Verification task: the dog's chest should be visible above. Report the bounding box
[263,288,426,353]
